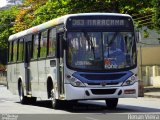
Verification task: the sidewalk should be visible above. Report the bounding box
[0,80,7,86]
[0,77,7,86]
[144,86,160,98]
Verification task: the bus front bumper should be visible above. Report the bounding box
[64,82,138,100]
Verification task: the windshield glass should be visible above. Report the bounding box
[67,32,136,71]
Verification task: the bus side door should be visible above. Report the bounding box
[56,32,65,96]
[24,39,32,95]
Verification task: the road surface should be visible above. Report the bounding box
[0,85,160,120]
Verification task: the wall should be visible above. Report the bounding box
[137,46,160,87]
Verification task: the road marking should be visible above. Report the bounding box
[85,117,99,120]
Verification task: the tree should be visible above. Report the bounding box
[0,7,18,65]
[65,0,155,29]
[14,0,159,31]
[13,0,47,32]
[153,0,160,31]
[0,7,18,49]
[31,0,68,26]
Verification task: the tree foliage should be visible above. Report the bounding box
[0,7,18,49]
[13,0,47,32]
[32,0,68,26]
[153,0,160,31]
[13,0,159,32]
[0,0,160,49]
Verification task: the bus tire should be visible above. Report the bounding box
[51,89,59,109]
[67,100,78,106]
[105,98,118,109]
[29,97,37,104]
[18,82,28,104]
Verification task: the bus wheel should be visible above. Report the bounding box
[105,98,118,109]
[18,82,27,104]
[51,89,59,109]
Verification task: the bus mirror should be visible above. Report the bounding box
[135,31,141,42]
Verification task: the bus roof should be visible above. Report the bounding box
[8,13,131,41]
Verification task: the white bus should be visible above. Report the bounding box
[7,13,138,109]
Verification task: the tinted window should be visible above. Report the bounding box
[40,31,47,58]
[48,28,56,57]
[13,40,18,62]
[67,32,136,70]
[33,34,39,59]
[17,39,24,62]
[8,42,13,62]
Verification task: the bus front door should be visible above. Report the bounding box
[57,32,65,97]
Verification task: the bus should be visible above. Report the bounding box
[7,13,139,109]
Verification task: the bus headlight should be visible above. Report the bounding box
[66,75,85,87]
[122,75,137,86]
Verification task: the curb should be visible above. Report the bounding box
[0,81,7,86]
[144,93,160,98]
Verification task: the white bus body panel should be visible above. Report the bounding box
[29,61,39,96]
[63,66,138,100]
[29,58,57,100]
[64,82,138,100]
[7,63,25,95]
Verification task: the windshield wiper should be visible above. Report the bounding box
[108,32,118,47]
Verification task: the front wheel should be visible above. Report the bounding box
[18,82,28,104]
[51,89,60,109]
[105,98,118,109]
[18,82,37,104]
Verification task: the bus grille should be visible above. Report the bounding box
[91,89,116,95]
[80,73,126,80]
[87,82,119,85]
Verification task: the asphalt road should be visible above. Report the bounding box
[1,85,160,120]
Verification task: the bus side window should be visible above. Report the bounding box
[30,35,34,59]
[17,38,24,62]
[40,30,47,58]
[48,28,56,57]
[8,41,13,62]
[33,34,39,59]
[13,40,18,62]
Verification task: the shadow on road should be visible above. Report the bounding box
[17,100,160,113]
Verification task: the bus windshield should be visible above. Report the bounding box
[67,31,136,71]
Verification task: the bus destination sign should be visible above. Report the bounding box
[67,17,132,30]
[72,19,125,27]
